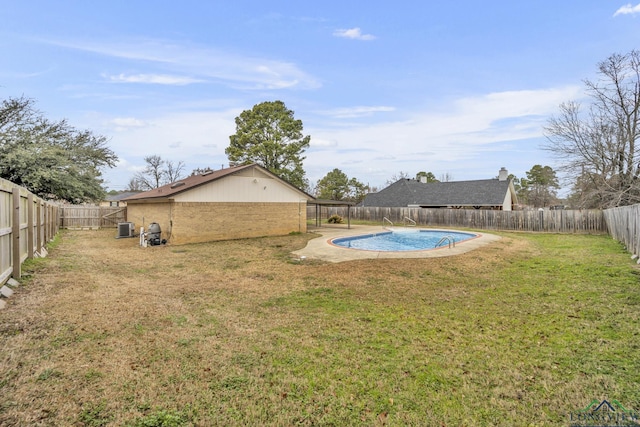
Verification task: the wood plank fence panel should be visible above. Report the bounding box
[18,192,30,265]
[0,187,11,285]
[603,204,640,257]
[59,206,126,229]
[311,206,607,234]
[0,177,59,286]
[100,207,127,227]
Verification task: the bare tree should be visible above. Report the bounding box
[134,155,164,190]
[439,172,454,182]
[126,177,143,192]
[133,155,186,190]
[544,50,640,208]
[165,160,186,183]
[385,171,411,187]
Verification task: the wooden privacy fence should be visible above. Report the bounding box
[311,206,607,234]
[59,206,126,229]
[0,178,59,286]
[603,204,640,257]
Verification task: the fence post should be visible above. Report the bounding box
[37,200,43,253]
[44,203,50,243]
[27,193,34,259]
[12,187,20,279]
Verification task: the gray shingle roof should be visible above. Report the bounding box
[362,178,513,207]
[105,191,141,202]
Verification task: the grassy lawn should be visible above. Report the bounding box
[0,228,639,426]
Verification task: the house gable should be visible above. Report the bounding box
[123,163,311,245]
[123,163,312,204]
[173,169,306,203]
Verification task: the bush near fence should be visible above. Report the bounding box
[0,178,59,289]
[310,206,607,234]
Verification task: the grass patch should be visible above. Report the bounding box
[0,229,638,425]
[78,400,113,427]
[37,368,63,381]
[126,409,188,427]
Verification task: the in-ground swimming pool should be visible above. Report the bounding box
[331,229,477,252]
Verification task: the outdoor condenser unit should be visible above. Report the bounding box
[116,222,135,238]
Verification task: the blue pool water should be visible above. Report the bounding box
[331,229,477,252]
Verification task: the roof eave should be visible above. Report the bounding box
[125,197,173,204]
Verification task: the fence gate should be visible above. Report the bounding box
[101,208,126,227]
[60,206,126,229]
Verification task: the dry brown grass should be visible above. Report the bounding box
[0,229,638,426]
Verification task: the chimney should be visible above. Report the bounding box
[498,167,508,181]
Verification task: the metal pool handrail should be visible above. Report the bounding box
[435,235,456,249]
[383,217,394,229]
[403,217,416,227]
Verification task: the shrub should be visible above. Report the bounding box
[327,214,344,224]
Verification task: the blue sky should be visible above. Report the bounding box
[2,1,639,191]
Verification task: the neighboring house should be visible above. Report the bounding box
[100,192,141,207]
[123,163,312,245]
[362,167,518,210]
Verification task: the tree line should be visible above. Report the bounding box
[2,50,640,208]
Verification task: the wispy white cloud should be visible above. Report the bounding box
[109,117,147,131]
[111,158,145,175]
[101,86,581,189]
[99,109,238,188]
[5,68,55,79]
[309,137,338,148]
[46,38,321,90]
[614,3,640,16]
[306,85,583,186]
[313,87,582,152]
[319,106,395,118]
[106,73,203,85]
[333,27,376,41]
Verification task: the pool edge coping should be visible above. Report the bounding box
[292,225,501,263]
[329,230,480,252]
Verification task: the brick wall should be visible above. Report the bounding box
[126,202,172,237]
[127,201,307,245]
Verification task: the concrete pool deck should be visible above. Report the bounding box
[292,225,501,263]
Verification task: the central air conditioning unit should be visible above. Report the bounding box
[116,222,135,238]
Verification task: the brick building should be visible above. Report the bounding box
[123,164,312,245]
